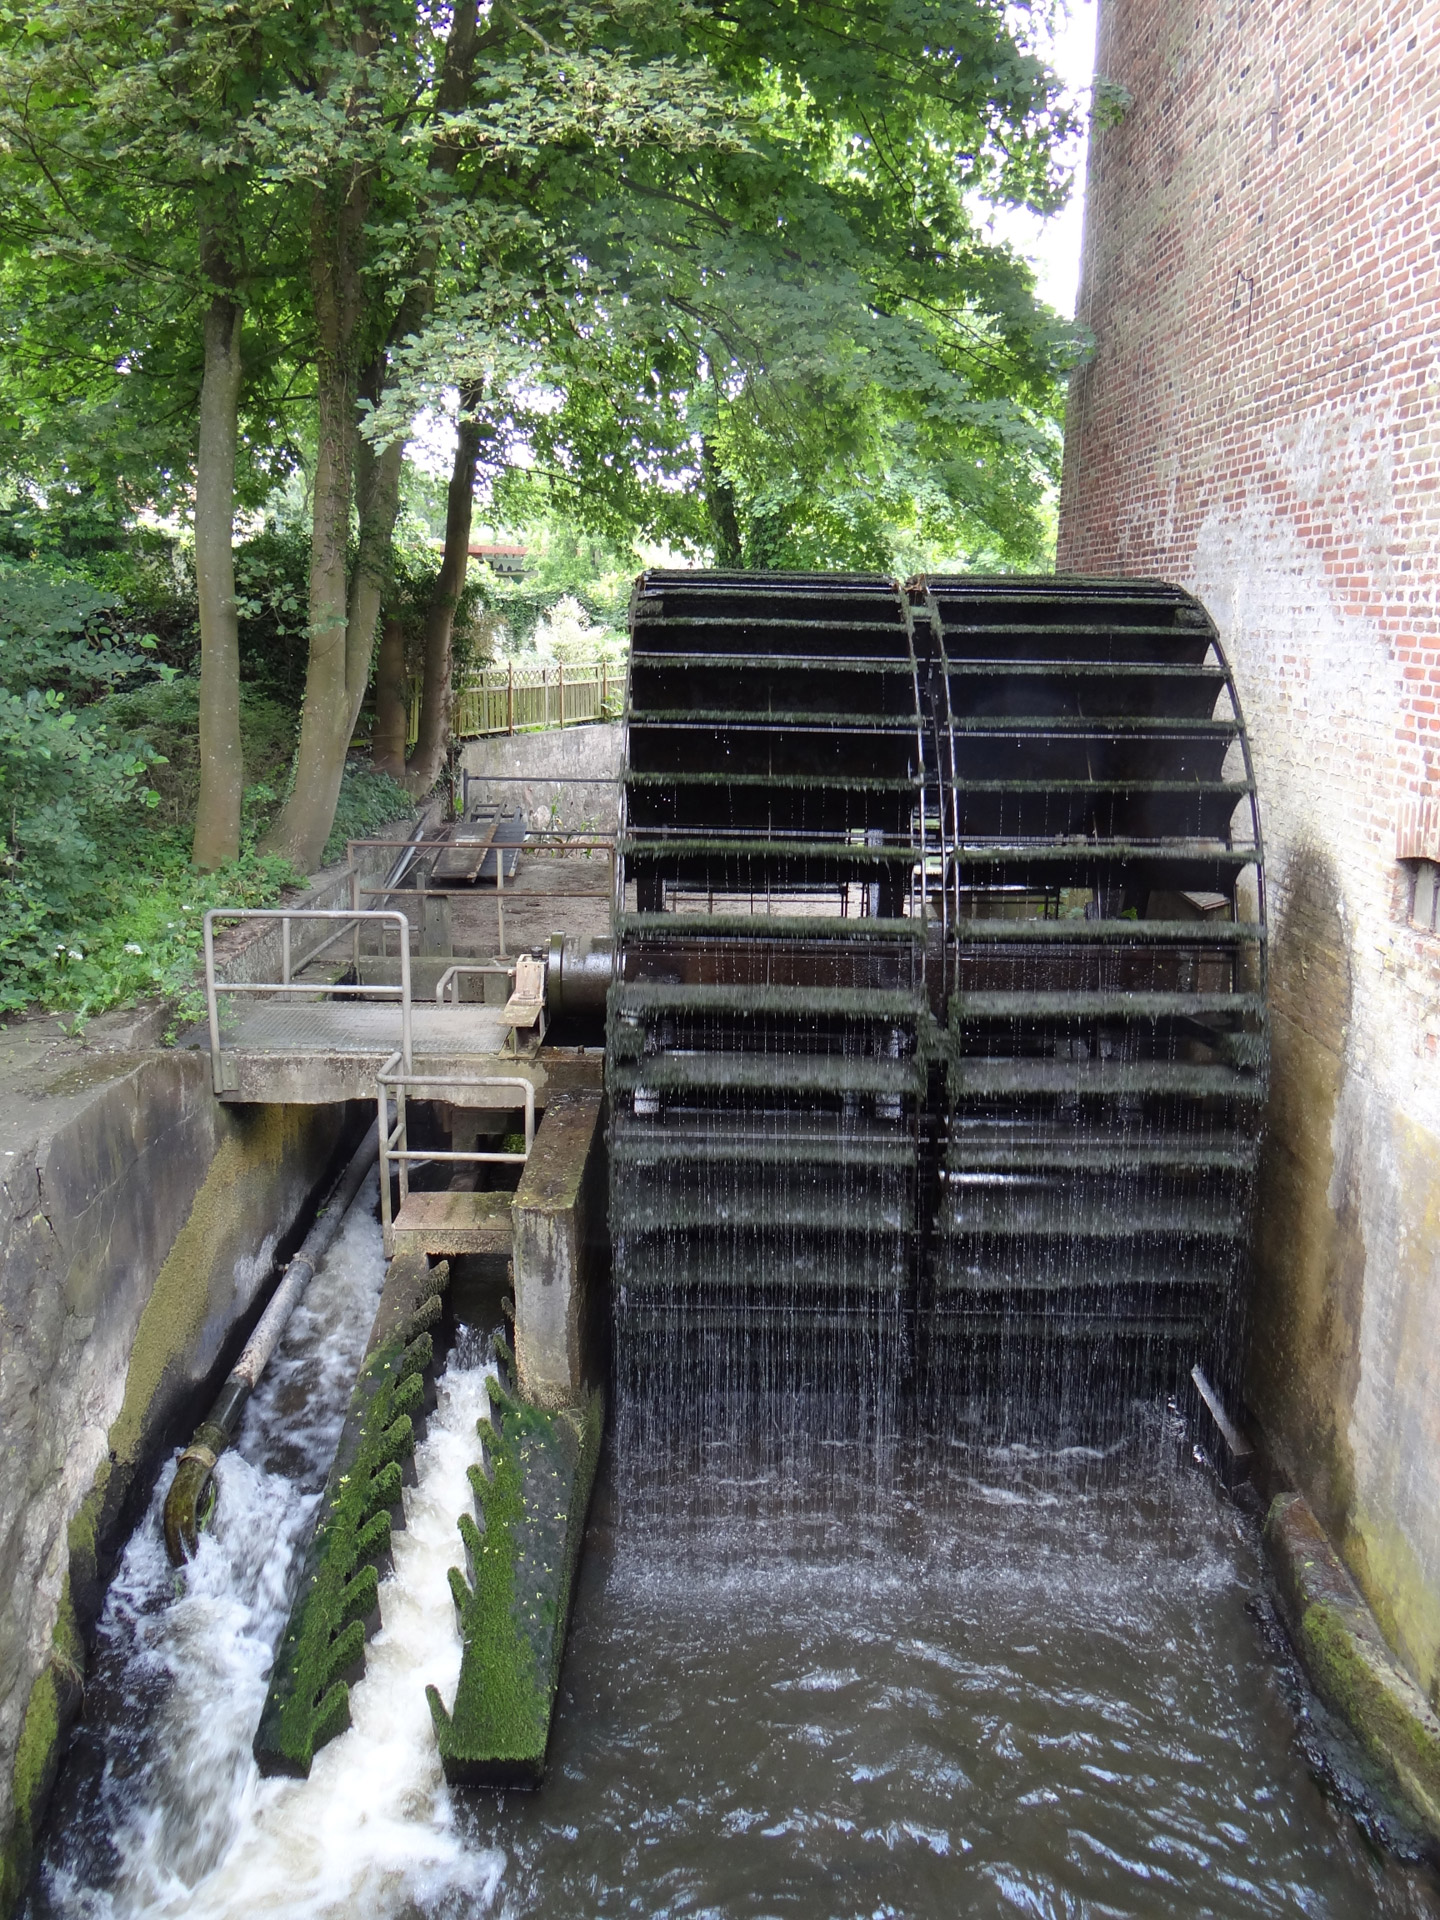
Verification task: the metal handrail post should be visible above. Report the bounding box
[203,912,222,1081]
[399,914,413,1070]
[377,1071,395,1250]
[496,851,505,957]
[281,915,291,986]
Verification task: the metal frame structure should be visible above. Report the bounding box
[203,907,414,1093]
[375,1056,535,1256]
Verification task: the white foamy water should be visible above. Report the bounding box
[39,1186,507,1920]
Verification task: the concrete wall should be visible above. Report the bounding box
[1058,0,1440,1704]
[511,1089,606,1410]
[460,721,622,832]
[0,1047,354,1909]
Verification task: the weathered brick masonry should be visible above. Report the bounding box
[1059,0,1440,1699]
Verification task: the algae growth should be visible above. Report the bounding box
[252,1259,449,1777]
[428,1343,602,1788]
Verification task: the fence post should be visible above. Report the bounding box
[508,659,514,735]
[558,658,564,727]
[543,664,549,728]
[601,660,608,717]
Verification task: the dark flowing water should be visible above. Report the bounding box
[468,1434,1439,1919]
[29,1195,1440,1918]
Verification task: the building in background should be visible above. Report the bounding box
[467,541,528,578]
[1059,0,1440,1702]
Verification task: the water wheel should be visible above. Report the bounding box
[608,572,935,1413]
[607,571,1267,1414]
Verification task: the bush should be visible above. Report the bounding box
[0,562,173,1008]
[0,549,423,1024]
[323,764,418,866]
[234,527,313,704]
[93,676,296,830]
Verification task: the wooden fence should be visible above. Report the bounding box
[406,655,624,746]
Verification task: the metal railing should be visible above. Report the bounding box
[434,961,515,1004]
[347,828,616,957]
[203,906,415,1093]
[376,1052,536,1255]
[406,656,623,744]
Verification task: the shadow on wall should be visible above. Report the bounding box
[1246,840,1365,1540]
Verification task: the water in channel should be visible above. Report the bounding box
[29,1190,1440,1919]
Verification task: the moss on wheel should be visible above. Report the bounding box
[427,1343,602,1788]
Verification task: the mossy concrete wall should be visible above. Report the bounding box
[1266,1492,1440,1839]
[0,1042,351,1911]
[1244,854,1440,1708]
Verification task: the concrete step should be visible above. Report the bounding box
[389,1189,514,1256]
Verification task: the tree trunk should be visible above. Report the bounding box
[191,209,245,870]
[259,0,481,869]
[406,388,482,796]
[371,614,409,777]
[261,186,367,873]
[701,432,744,569]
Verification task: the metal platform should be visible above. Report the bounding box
[201,1003,531,1104]
[387,1189,515,1257]
[196,906,603,1105]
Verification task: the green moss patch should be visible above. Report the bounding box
[1,1578,84,1919]
[1299,1602,1440,1837]
[1266,1491,1440,1842]
[427,1345,602,1789]
[253,1255,448,1778]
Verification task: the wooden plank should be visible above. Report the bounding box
[432,811,499,882]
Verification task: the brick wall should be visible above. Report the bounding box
[1059,0,1440,1699]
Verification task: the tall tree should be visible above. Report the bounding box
[191,192,247,867]
[0,0,306,866]
[486,0,1079,569]
[406,380,483,796]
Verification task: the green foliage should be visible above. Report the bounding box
[234,528,315,706]
[322,765,419,865]
[0,561,172,1010]
[92,676,295,828]
[1090,78,1135,131]
[466,516,634,656]
[0,553,399,1017]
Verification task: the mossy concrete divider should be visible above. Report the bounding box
[1266,1491,1440,1839]
[428,1347,602,1788]
[254,1251,449,1777]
